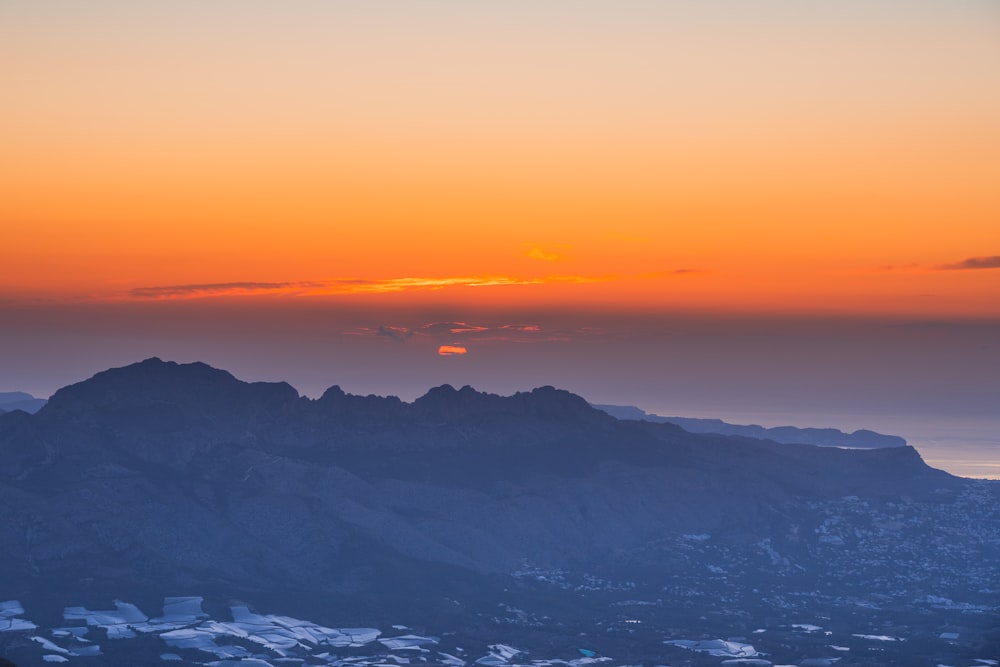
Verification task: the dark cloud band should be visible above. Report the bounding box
[941,256,1000,271]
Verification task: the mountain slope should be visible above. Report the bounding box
[0,359,988,630]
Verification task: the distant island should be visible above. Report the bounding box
[593,403,907,449]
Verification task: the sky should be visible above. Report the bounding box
[2,2,999,475]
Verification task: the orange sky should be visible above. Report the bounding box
[3,3,999,479]
[2,1,999,315]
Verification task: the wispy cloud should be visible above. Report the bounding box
[525,244,566,262]
[322,276,545,293]
[640,269,702,278]
[940,256,1000,271]
[376,325,413,342]
[498,324,541,332]
[129,274,609,300]
[437,345,468,356]
[127,269,680,300]
[347,320,591,346]
[419,322,490,336]
[129,281,331,298]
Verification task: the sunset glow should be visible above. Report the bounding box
[3,2,998,317]
[2,2,998,466]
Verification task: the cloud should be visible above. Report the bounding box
[418,322,490,336]
[349,321,569,345]
[336,276,546,292]
[129,275,569,300]
[377,325,412,342]
[498,324,541,332]
[940,256,1000,271]
[345,324,577,352]
[129,281,331,298]
[640,269,702,278]
[419,322,551,342]
[525,244,566,262]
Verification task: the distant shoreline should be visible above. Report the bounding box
[911,441,1000,480]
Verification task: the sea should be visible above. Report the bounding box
[901,420,1000,480]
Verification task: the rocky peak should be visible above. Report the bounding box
[42,358,300,419]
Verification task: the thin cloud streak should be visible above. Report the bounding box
[128,275,613,300]
[640,269,703,278]
[129,281,332,298]
[376,325,413,342]
[346,320,596,346]
[940,256,1000,271]
[525,244,566,262]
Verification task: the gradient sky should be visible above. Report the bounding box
[2,2,999,475]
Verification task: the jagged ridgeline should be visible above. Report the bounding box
[1,359,998,666]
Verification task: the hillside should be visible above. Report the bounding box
[0,359,996,666]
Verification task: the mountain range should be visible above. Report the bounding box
[0,393,46,416]
[592,404,907,448]
[1,358,997,664]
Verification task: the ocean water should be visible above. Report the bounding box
[903,427,999,481]
[915,441,1000,480]
[885,415,1000,480]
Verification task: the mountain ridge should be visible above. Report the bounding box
[6,360,913,448]
[2,358,947,487]
[11,359,933,492]
[1,358,990,655]
[593,403,907,448]
[0,391,47,415]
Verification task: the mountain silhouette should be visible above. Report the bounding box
[0,391,47,415]
[0,358,989,639]
[593,403,907,448]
